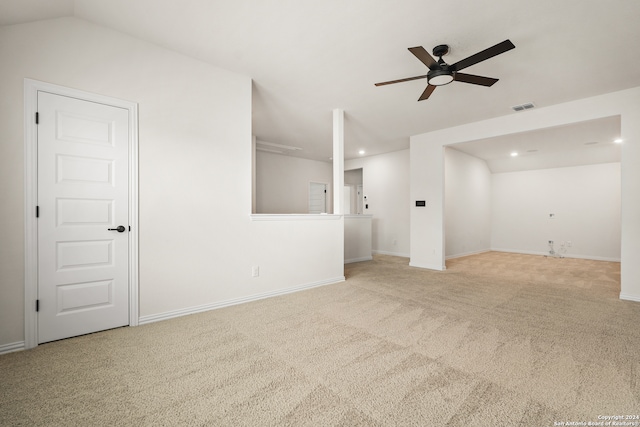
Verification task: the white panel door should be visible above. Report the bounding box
[37,91,130,343]
[309,182,327,214]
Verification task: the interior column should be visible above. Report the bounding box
[333,108,344,214]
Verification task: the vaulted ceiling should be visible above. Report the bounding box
[2,0,639,167]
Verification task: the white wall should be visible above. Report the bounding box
[444,148,492,259]
[344,169,363,185]
[255,150,333,214]
[491,163,621,261]
[410,142,445,270]
[410,86,640,301]
[443,146,619,261]
[344,215,373,264]
[345,149,410,257]
[0,17,344,349]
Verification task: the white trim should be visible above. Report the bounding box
[445,249,491,260]
[128,99,139,327]
[409,262,446,271]
[373,250,410,258]
[250,214,342,221]
[139,276,346,325]
[490,248,621,262]
[0,341,25,355]
[23,82,38,350]
[620,293,640,303]
[345,256,373,264]
[23,79,139,348]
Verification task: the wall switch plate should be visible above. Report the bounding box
[252,266,259,277]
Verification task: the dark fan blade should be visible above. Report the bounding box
[375,74,428,86]
[408,46,438,70]
[454,73,499,86]
[418,84,436,101]
[451,39,515,71]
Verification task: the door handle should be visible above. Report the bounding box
[108,225,126,233]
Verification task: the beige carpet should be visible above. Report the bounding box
[1,252,639,426]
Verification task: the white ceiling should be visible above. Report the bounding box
[450,115,622,173]
[2,0,639,168]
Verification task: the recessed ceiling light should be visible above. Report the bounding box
[584,141,599,145]
[526,149,538,153]
[510,152,518,157]
[614,138,623,144]
[359,150,365,155]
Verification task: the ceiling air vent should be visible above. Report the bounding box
[512,102,535,112]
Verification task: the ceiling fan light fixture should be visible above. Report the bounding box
[375,39,515,101]
[428,69,454,86]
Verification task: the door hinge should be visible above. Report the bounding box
[36,206,39,218]
[36,299,39,312]
[35,112,39,124]
[129,226,131,232]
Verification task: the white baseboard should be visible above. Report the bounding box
[0,341,25,355]
[372,250,410,258]
[138,276,346,325]
[445,249,491,260]
[345,256,373,264]
[491,248,544,256]
[409,262,446,271]
[620,293,640,303]
[490,248,621,262]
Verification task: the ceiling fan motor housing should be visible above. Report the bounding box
[432,44,450,57]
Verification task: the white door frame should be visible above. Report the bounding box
[23,79,139,349]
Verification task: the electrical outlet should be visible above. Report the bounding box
[252,266,259,277]
[567,241,572,247]
[548,240,554,245]
[549,213,555,219]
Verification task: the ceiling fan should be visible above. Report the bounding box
[375,39,515,101]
